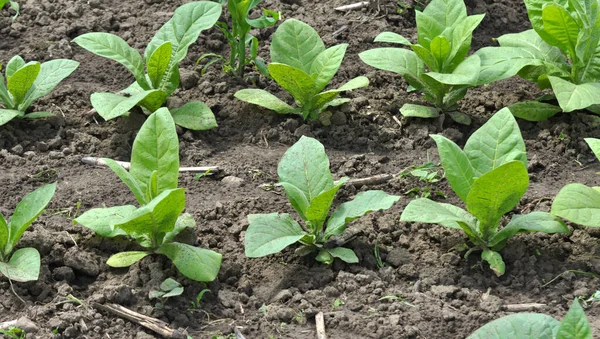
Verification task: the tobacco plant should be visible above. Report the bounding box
[198,0,279,77]
[73,2,221,130]
[476,0,600,120]
[0,56,79,126]
[469,299,592,339]
[359,0,485,124]
[400,108,569,276]
[0,183,56,282]
[552,138,600,226]
[74,108,221,282]
[235,19,369,121]
[0,0,18,20]
[245,136,400,264]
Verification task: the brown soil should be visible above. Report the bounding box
[1,0,599,338]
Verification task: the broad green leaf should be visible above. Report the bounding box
[115,188,185,237]
[103,158,146,205]
[8,183,56,251]
[278,136,334,204]
[541,4,579,58]
[400,198,472,230]
[157,242,222,282]
[280,182,310,220]
[464,108,527,175]
[305,178,348,229]
[557,299,592,339]
[430,134,475,201]
[270,19,325,74]
[162,213,195,245]
[481,250,505,276]
[445,14,485,70]
[429,36,451,71]
[574,17,600,83]
[468,312,560,338]
[548,76,600,112]
[234,89,299,114]
[0,109,21,126]
[5,55,25,78]
[268,63,316,106]
[7,62,40,106]
[146,41,172,89]
[138,90,168,112]
[411,44,437,72]
[426,54,480,86]
[489,212,569,248]
[73,205,136,238]
[171,101,217,131]
[106,251,150,267]
[552,183,600,227]
[584,138,600,160]
[315,249,334,264]
[416,0,467,48]
[19,59,79,111]
[325,190,400,238]
[327,247,359,264]
[399,104,440,118]
[245,213,307,257]
[0,248,40,282]
[0,73,12,108]
[129,108,179,195]
[374,32,411,45]
[466,161,529,239]
[310,44,348,92]
[313,76,369,111]
[90,90,161,121]
[359,48,424,86]
[0,213,7,253]
[524,0,569,43]
[145,2,222,66]
[73,33,149,89]
[507,101,562,121]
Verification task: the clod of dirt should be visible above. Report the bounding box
[103,285,135,305]
[221,176,245,187]
[63,248,101,276]
[385,247,412,267]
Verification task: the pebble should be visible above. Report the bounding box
[221,176,244,187]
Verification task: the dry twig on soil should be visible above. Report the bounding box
[335,1,369,11]
[93,303,185,338]
[81,157,220,173]
[316,311,327,339]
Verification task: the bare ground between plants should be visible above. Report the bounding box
[0,0,599,338]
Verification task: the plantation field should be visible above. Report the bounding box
[0,0,599,338]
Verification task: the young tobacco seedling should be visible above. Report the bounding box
[469,299,592,339]
[235,19,369,121]
[359,0,485,124]
[149,278,184,309]
[0,183,56,282]
[400,108,569,276]
[476,0,600,120]
[198,0,279,77]
[245,136,400,264]
[73,2,221,130]
[0,0,18,20]
[552,138,600,227]
[0,56,79,126]
[74,108,221,282]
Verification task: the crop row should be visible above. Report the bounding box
[1,0,599,337]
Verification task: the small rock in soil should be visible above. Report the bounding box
[63,326,79,338]
[277,307,295,322]
[440,253,461,266]
[103,285,134,305]
[386,248,412,267]
[294,124,313,137]
[323,286,340,297]
[330,111,347,125]
[49,151,64,159]
[63,248,101,276]
[10,144,23,155]
[389,314,401,327]
[272,289,293,303]
[430,285,459,298]
[221,176,244,187]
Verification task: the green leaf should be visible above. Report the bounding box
[359,48,424,86]
[524,0,569,43]
[399,104,440,118]
[106,251,150,267]
[280,182,310,220]
[541,4,579,58]
[73,205,136,238]
[278,136,334,205]
[305,177,348,229]
[234,89,298,114]
[552,183,600,227]
[245,213,307,257]
[374,32,411,45]
[115,189,185,238]
[315,249,334,264]
[5,55,25,78]
[430,134,475,201]
[270,19,325,74]
[162,213,195,245]
[268,63,316,107]
[585,138,600,160]
[0,213,7,253]
[327,247,359,264]
[160,277,181,292]
[0,248,40,282]
[146,41,172,89]
[313,76,369,112]
[325,190,400,238]
[467,312,560,338]
[73,33,149,89]
[489,212,569,248]
[464,108,527,176]
[7,62,40,106]
[171,101,217,131]
[400,198,473,230]
[429,36,451,71]
[0,73,13,108]
[416,0,467,48]
[481,250,505,276]
[90,90,161,121]
[466,161,529,240]
[23,112,54,119]
[157,242,222,282]
[425,54,480,86]
[445,14,485,69]
[145,2,222,67]
[507,101,562,121]
[557,299,592,339]
[129,108,180,195]
[310,44,348,92]
[103,158,146,205]
[19,59,79,111]
[0,109,21,126]
[548,76,600,112]
[8,183,56,252]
